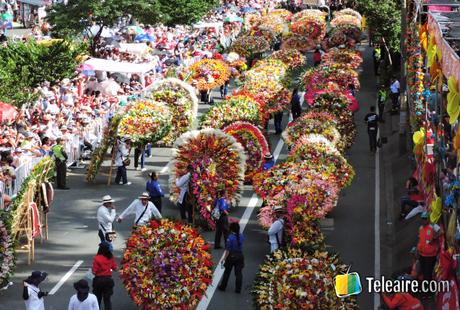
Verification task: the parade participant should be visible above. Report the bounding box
[114,138,131,186]
[268,206,286,253]
[176,164,192,223]
[273,111,283,135]
[372,44,381,76]
[263,153,275,171]
[417,212,440,281]
[218,221,245,293]
[92,242,117,310]
[213,188,230,249]
[390,77,400,113]
[23,271,48,310]
[52,137,69,189]
[313,47,322,66]
[68,279,99,310]
[146,171,164,213]
[290,88,301,120]
[377,86,388,122]
[133,144,146,172]
[364,106,379,153]
[97,195,116,244]
[381,292,424,309]
[116,192,162,226]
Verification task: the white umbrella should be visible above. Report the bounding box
[88,25,114,38]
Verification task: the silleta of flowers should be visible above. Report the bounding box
[252,249,357,310]
[223,121,269,182]
[118,100,172,145]
[330,14,362,28]
[287,134,355,188]
[0,216,14,288]
[119,219,213,310]
[303,65,360,92]
[290,14,326,42]
[282,116,344,152]
[200,95,263,129]
[269,49,305,69]
[322,48,363,69]
[169,129,245,228]
[230,35,270,58]
[187,59,231,91]
[280,33,317,52]
[327,24,362,48]
[148,78,198,146]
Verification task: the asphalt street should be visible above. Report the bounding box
[0,45,378,310]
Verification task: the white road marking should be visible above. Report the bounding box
[160,164,169,174]
[197,137,285,309]
[374,112,381,308]
[49,260,83,295]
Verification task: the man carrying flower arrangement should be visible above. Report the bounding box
[116,192,162,227]
[268,206,286,253]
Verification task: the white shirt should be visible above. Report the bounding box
[267,219,284,246]
[46,103,60,115]
[114,141,129,167]
[390,80,400,94]
[68,293,99,310]
[97,205,116,232]
[24,284,45,310]
[175,172,190,204]
[119,200,162,226]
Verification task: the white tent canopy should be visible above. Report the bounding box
[118,43,149,56]
[84,58,155,74]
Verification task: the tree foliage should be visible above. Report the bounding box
[0,40,86,107]
[355,0,401,52]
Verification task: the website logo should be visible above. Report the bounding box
[335,272,362,298]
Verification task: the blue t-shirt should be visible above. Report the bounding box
[216,197,229,213]
[146,180,164,198]
[263,160,275,171]
[226,233,244,252]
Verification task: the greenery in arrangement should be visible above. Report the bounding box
[47,0,219,53]
[0,39,86,107]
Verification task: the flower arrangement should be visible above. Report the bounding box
[334,8,362,21]
[303,65,360,92]
[148,78,198,146]
[322,48,363,69]
[248,26,278,45]
[169,129,246,228]
[291,9,327,23]
[268,9,293,21]
[120,219,212,309]
[331,14,362,28]
[290,15,326,42]
[270,49,305,69]
[231,35,270,58]
[280,34,317,52]
[252,161,337,200]
[257,15,289,35]
[0,216,14,288]
[287,134,355,188]
[118,100,172,145]
[252,249,358,310]
[187,59,231,91]
[282,117,344,151]
[200,95,263,129]
[86,114,122,182]
[327,24,362,48]
[223,121,269,182]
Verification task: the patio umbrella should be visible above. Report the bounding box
[96,79,122,96]
[78,63,95,76]
[134,33,155,43]
[127,25,144,35]
[0,101,18,124]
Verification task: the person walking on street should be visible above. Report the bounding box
[214,188,230,249]
[133,144,146,172]
[377,86,388,122]
[273,111,283,134]
[68,279,99,310]
[372,44,381,76]
[313,47,322,66]
[114,138,131,186]
[116,192,162,227]
[218,222,245,293]
[268,206,286,253]
[23,271,48,310]
[390,77,400,113]
[176,165,193,223]
[52,137,69,189]
[290,88,301,120]
[146,172,164,213]
[92,242,117,310]
[97,195,116,245]
[416,212,440,282]
[364,106,379,153]
[381,291,424,309]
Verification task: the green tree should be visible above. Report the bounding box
[158,0,219,26]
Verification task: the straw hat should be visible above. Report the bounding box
[102,195,115,203]
[138,192,150,199]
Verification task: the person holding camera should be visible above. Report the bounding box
[97,195,117,246]
[23,271,48,310]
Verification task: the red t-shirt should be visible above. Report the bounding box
[92,254,118,277]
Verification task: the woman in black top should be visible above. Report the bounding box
[218,222,245,293]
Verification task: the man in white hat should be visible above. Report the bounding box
[267,206,286,253]
[97,195,116,243]
[117,192,162,226]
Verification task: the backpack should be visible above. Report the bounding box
[211,199,221,221]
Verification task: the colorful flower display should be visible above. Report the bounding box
[322,48,363,69]
[290,15,326,42]
[282,116,344,151]
[0,217,14,288]
[247,26,278,45]
[303,65,360,92]
[200,95,263,129]
[120,219,212,309]
[334,8,362,21]
[270,49,305,69]
[287,134,355,188]
[253,249,358,310]
[148,78,198,146]
[230,35,270,58]
[280,34,317,52]
[223,122,269,181]
[118,100,172,145]
[291,9,327,23]
[169,129,245,228]
[331,14,362,28]
[327,24,362,48]
[187,59,231,91]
